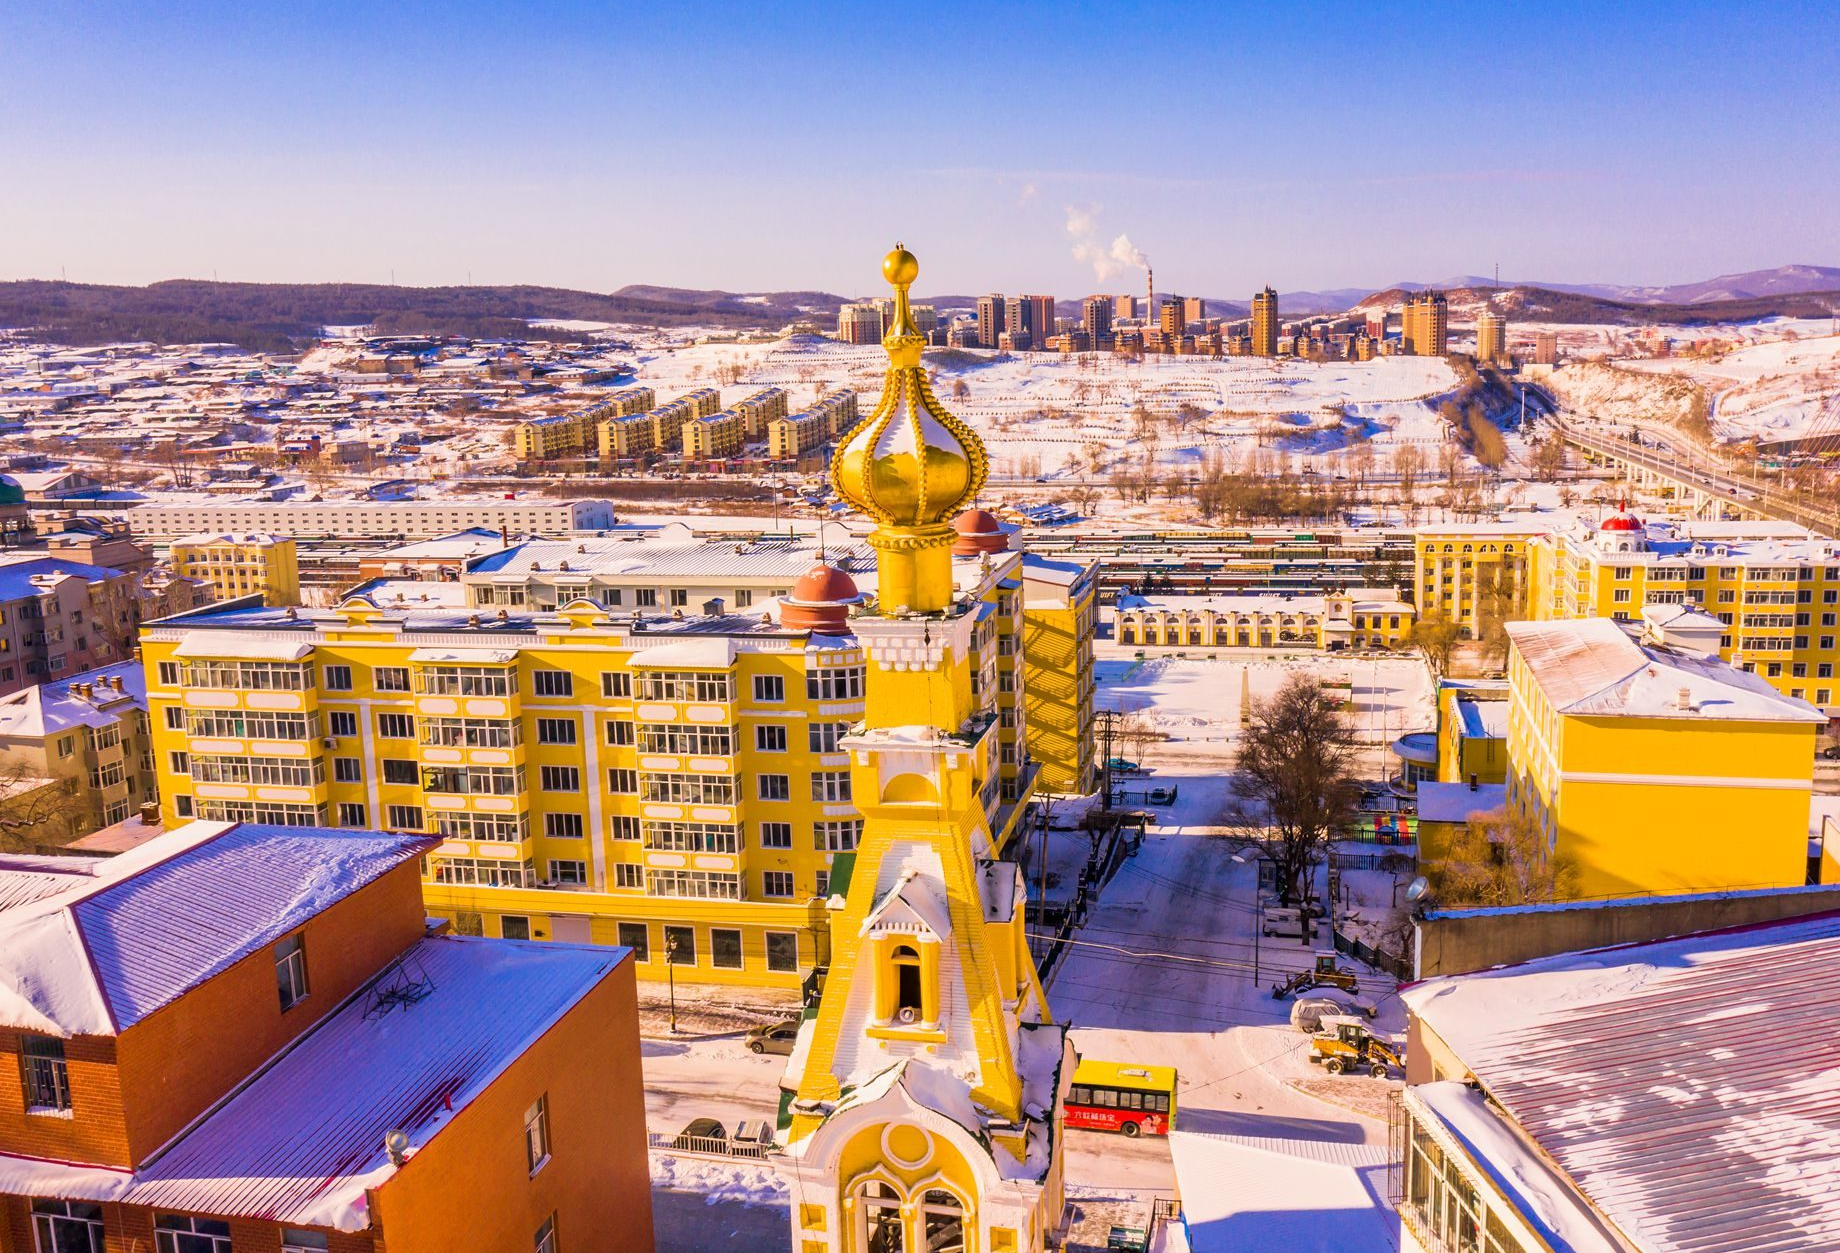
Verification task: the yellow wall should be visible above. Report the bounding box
[1414,532,1536,637]
[1507,641,1816,900]
[1529,531,1840,713]
[170,536,300,607]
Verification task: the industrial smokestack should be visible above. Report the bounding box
[1147,265,1154,321]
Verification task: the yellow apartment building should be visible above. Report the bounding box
[514,386,653,463]
[1475,308,1507,364]
[141,552,1038,991]
[1504,616,1822,900]
[596,388,720,461]
[1016,537,1099,795]
[732,385,789,438]
[1251,286,1279,357]
[1114,589,1415,651]
[1413,522,1542,638]
[0,660,155,839]
[767,390,859,461]
[1527,509,1840,713]
[683,410,746,460]
[168,532,300,607]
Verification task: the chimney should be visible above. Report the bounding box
[1677,687,1692,711]
[1468,773,1477,792]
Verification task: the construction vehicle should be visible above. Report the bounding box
[1308,1016,1406,1078]
[1270,951,1360,999]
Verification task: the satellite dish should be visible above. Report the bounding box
[384,1128,410,1165]
[1404,876,1430,903]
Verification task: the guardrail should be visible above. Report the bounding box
[647,1132,771,1159]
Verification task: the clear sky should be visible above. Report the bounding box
[3,1,1837,298]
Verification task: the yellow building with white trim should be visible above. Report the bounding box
[1114,588,1415,651]
[168,532,300,607]
[1505,616,1822,900]
[1413,522,1541,638]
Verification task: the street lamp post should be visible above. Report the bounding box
[665,934,680,1034]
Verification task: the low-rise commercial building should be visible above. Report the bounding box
[1113,588,1415,651]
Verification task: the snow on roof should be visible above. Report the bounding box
[1453,695,1508,740]
[405,646,519,664]
[1405,1083,1624,1253]
[0,557,125,599]
[0,821,437,1035]
[172,633,315,662]
[0,936,627,1232]
[1415,781,1507,824]
[628,637,738,668]
[1506,617,1825,722]
[0,855,101,913]
[1168,1131,1394,1252]
[370,527,516,558]
[1402,911,1840,1253]
[0,661,145,739]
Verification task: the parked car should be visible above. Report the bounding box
[746,1019,802,1055]
[1822,744,1840,760]
[730,1120,774,1159]
[670,1118,730,1152]
[1106,757,1144,775]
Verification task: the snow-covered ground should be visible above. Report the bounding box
[1542,319,1840,446]
[626,337,1462,478]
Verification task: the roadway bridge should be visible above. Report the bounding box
[1545,411,1839,537]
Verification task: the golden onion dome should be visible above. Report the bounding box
[832,245,988,528]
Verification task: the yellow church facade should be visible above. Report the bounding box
[772,245,1070,1253]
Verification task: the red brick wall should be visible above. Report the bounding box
[114,860,428,1163]
[0,1031,130,1168]
[368,953,652,1253]
[0,1200,382,1253]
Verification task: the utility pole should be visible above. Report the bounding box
[1096,709,1119,812]
[665,934,680,1033]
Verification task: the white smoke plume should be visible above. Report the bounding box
[1066,205,1148,281]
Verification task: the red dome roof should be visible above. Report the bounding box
[789,563,860,605]
[1600,512,1644,532]
[951,508,1011,556]
[953,509,1004,536]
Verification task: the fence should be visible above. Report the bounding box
[646,1131,770,1160]
[1332,924,1412,981]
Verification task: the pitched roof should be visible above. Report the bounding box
[0,822,437,1035]
[1506,617,1825,722]
[0,937,628,1232]
[1403,912,1840,1253]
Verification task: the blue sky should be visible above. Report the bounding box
[2,1,1836,297]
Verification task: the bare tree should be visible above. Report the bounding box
[0,768,84,853]
[1424,806,1578,906]
[1411,613,1463,683]
[1227,675,1361,905]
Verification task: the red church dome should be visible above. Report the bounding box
[951,508,1011,556]
[1600,501,1644,532]
[779,562,861,634]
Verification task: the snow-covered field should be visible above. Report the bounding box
[626,337,1462,478]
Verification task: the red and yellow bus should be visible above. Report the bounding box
[1065,1060,1178,1137]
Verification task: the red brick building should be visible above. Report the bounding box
[0,821,651,1253]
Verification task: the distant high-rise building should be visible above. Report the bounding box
[1158,297,1186,340]
[836,302,886,345]
[1476,309,1508,365]
[1182,295,1206,325]
[1082,296,1114,343]
[1112,294,1137,321]
[1534,330,1559,366]
[1020,294,1055,351]
[976,293,1007,349]
[1402,291,1450,356]
[1251,286,1280,357]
